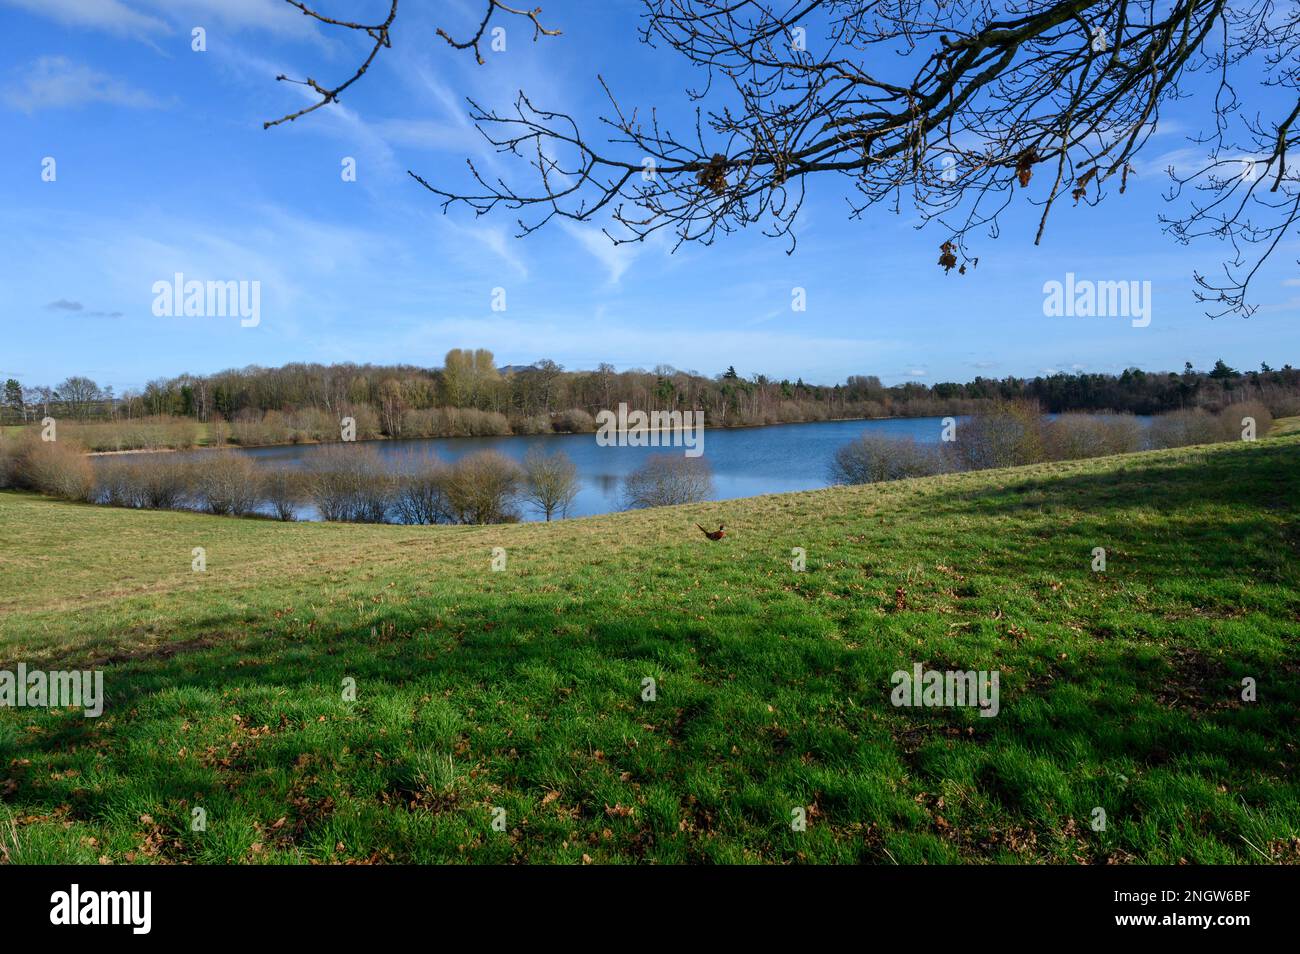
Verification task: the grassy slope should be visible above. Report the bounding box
[1,436,1297,864]
[1273,415,1300,436]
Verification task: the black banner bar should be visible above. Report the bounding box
[0,864,1286,940]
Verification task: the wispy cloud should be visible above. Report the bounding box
[211,45,409,186]
[560,222,645,286]
[443,220,529,280]
[1127,144,1256,180]
[1,0,317,38]
[369,117,483,153]
[0,0,169,36]
[143,0,318,36]
[3,56,163,112]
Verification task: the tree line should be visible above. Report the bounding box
[5,353,1299,435]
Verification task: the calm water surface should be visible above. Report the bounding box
[229,416,955,521]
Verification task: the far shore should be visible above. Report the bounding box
[78,412,928,456]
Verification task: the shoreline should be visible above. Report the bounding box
[80,412,927,456]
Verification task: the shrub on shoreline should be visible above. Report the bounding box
[831,402,1276,487]
[521,447,579,520]
[440,451,523,524]
[261,468,302,521]
[829,435,946,484]
[137,457,193,510]
[623,454,713,509]
[510,413,553,435]
[1147,408,1220,449]
[305,445,393,522]
[1043,413,1144,461]
[52,416,199,453]
[6,401,1288,517]
[945,401,1046,471]
[552,409,596,434]
[196,453,261,516]
[1219,401,1273,441]
[12,436,95,501]
[391,451,450,525]
[398,407,510,438]
[0,431,17,490]
[95,458,148,508]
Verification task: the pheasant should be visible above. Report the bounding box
[696,523,726,541]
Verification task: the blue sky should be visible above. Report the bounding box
[2,0,1297,395]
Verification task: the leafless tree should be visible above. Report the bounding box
[829,434,946,484]
[268,0,1299,315]
[623,453,714,508]
[306,444,394,522]
[56,376,102,420]
[261,467,304,521]
[441,450,524,523]
[196,453,263,516]
[521,447,579,519]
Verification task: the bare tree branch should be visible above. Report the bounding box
[266,0,1300,316]
[263,1,399,129]
[436,1,562,64]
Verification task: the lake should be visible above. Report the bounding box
[231,415,954,521]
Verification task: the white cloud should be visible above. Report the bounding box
[139,0,313,35]
[2,56,163,112]
[369,117,483,153]
[440,220,529,280]
[1,0,316,38]
[560,222,647,287]
[0,0,169,35]
[1127,144,1258,181]
[0,201,415,347]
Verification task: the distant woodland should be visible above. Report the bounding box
[5,352,1298,443]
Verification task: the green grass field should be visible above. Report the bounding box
[1,435,1298,864]
[1274,415,1300,436]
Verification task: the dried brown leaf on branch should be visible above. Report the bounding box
[938,242,958,274]
[1072,168,1097,203]
[1016,149,1039,188]
[697,154,729,196]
